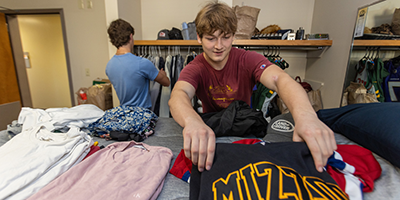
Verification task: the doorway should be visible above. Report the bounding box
[17,14,72,108]
[0,9,74,129]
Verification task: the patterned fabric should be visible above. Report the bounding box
[88,106,158,141]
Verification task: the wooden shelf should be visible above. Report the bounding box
[134,39,333,47]
[233,39,332,47]
[353,40,400,47]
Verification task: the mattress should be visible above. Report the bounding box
[1,117,399,200]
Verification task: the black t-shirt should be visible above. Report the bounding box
[190,142,348,200]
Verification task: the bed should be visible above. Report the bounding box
[0,103,399,200]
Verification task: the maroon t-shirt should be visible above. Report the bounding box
[178,47,273,113]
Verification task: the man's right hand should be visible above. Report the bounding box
[169,81,216,172]
[154,68,170,87]
[182,120,216,172]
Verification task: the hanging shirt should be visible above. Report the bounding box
[383,60,400,102]
[150,56,161,113]
[371,57,389,102]
[153,56,166,116]
[159,55,173,118]
[354,59,377,97]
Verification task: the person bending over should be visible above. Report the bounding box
[106,19,170,109]
[168,2,336,173]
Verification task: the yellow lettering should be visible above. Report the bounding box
[213,171,244,200]
[240,164,264,200]
[253,162,275,200]
[303,176,348,200]
[212,161,348,200]
[279,167,304,200]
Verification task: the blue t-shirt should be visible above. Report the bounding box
[106,53,159,109]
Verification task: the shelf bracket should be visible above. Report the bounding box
[306,46,329,58]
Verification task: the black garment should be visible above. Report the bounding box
[175,54,184,82]
[109,131,142,142]
[170,56,176,89]
[190,142,346,200]
[168,27,183,40]
[153,57,165,116]
[201,100,268,138]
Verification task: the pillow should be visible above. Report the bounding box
[317,102,400,168]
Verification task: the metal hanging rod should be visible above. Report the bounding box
[134,45,327,51]
[352,46,400,51]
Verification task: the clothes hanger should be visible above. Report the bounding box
[158,46,162,58]
[361,47,370,61]
[277,47,289,70]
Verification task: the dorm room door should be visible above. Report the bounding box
[0,13,22,130]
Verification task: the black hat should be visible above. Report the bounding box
[157,29,169,40]
[266,112,294,141]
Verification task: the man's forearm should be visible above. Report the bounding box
[169,89,203,128]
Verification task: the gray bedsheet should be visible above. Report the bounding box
[1,117,399,200]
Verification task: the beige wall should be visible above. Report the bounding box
[117,0,142,41]
[1,0,388,109]
[344,0,400,93]
[365,0,400,28]
[306,0,380,108]
[18,14,71,108]
[139,0,206,40]
[232,0,315,34]
[0,0,113,106]
[137,0,315,40]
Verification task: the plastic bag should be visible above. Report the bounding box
[76,87,88,105]
[277,77,323,113]
[392,8,400,35]
[307,89,323,112]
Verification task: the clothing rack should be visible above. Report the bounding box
[134,39,332,51]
